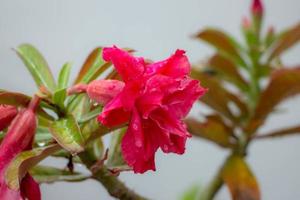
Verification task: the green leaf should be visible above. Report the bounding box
[5,144,60,190]
[74,47,111,84]
[267,23,300,62]
[195,28,247,68]
[192,69,248,122]
[16,44,56,92]
[186,115,235,148]
[85,137,104,161]
[246,67,300,134]
[180,184,200,200]
[52,88,67,109]
[221,155,260,200]
[67,94,91,120]
[30,165,88,184]
[208,54,248,91]
[107,128,126,167]
[57,62,72,89]
[35,126,53,145]
[78,106,102,124]
[49,115,85,154]
[81,118,109,142]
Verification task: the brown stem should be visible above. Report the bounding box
[79,152,148,200]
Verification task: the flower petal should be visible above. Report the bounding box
[146,50,190,78]
[98,95,131,127]
[150,108,190,138]
[102,46,145,82]
[164,78,207,118]
[20,174,41,200]
[121,108,158,173]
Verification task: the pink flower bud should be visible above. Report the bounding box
[0,96,40,200]
[87,80,125,105]
[242,16,251,29]
[251,0,264,17]
[0,105,18,131]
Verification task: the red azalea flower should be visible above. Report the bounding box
[0,97,41,200]
[97,46,207,173]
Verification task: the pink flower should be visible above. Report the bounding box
[0,97,41,200]
[98,46,207,173]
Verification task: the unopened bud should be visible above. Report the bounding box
[0,105,18,131]
[68,80,125,105]
[251,0,264,17]
[0,96,40,167]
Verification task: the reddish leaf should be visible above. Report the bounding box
[208,54,248,91]
[0,91,30,107]
[195,28,246,67]
[222,155,260,200]
[192,69,248,122]
[245,67,300,133]
[74,47,111,84]
[267,23,300,62]
[186,115,236,148]
[255,125,300,139]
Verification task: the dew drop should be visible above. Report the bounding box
[132,124,138,131]
[135,140,142,147]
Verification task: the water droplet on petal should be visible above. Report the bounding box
[135,140,142,147]
[163,145,169,151]
[132,124,138,131]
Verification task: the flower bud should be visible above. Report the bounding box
[87,80,124,105]
[68,80,125,105]
[0,105,18,131]
[251,0,264,17]
[0,96,39,170]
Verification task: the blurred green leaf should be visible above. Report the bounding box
[74,47,111,84]
[107,128,126,167]
[180,184,200,200]
[67,94,91,120]
[85,137,104,161]
[246,67,300,133]
[221,155,260,200]
[267,23,300,62]
[78,106,102,124]
[57,62,72,89]
[52,88,67,109]
[5,144,60,190]
[35,126,53,145]
[16,44,56,92]
[30,165,88,184]
[192,69,248,122]
[195,28,246,68]
[208,54,248,91]
[49,115,85,154]
[186,115,235,148]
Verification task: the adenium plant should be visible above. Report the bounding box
[0,43,206,199]
[184,0,300,199]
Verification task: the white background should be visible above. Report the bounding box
[1,0,300,199]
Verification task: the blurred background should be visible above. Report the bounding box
[0,0,300,199]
